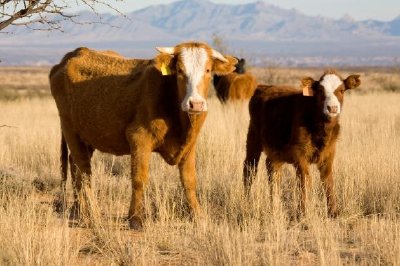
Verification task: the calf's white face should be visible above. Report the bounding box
[319,74,343,118]
[302,72,361,120]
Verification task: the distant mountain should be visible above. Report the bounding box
[1,0,399,66]
[131,0,396,40]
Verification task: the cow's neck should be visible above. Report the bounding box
[158,76,207,164]
[176,111,207,159]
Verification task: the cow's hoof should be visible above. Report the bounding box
[328,208,340,218]
[129,216,144,231]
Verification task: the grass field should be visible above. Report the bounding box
[0,67,399,265]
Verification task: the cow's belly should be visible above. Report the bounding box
[72,114,132,155]
[80,129,131,155]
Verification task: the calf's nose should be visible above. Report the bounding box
[189,100,205,112]
[327,105,338,114]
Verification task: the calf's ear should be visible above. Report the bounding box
[344,75,361,90]
[213,55,238,75]
[154,47,176,75]
[301,77,315,96]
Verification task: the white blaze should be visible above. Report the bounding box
[180,47,208,112]
[320,74,342,117]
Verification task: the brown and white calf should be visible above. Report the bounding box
[243,70,361,217]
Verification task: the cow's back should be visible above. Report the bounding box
[228,73,257,100]
[49,47,155,155]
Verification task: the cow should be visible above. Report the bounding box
[243,70,361,218]
[213,58,258,103]
[49,42,238,229]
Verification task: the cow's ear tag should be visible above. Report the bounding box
[302,86,314,96]
[161,63,172,75]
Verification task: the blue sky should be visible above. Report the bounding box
[94,0,399,21]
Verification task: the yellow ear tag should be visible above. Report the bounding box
[161,63,172,76]
[302,86,314,96]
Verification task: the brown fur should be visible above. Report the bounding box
[214,72,258,102]
[50,42,237,229]
[243,71,361,217]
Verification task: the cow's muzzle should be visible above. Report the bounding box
[188,100,206,113]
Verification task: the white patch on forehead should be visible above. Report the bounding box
[320,74,342,94]
[320,74,343,117]
[179,47,208,112]
[181,47,208,78]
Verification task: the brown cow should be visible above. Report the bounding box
[213,58,257,102]
[243,70,361,217]
[50,42,237,229]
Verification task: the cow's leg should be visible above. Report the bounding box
[243,123,262,194]
[178,145,201,218]
[127,132,152,230]
[266,158,283,198]
[318,155,339,218]
[294,161,312,217]
[62,131,94,221]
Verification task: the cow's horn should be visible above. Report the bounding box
[211,49,228,62]
[156,47,175,55]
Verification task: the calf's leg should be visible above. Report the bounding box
[294,161,312,217]
[243,124,262,194]
[318,156,339,217]
[266,158,283,198]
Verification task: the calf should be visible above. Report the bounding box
[243,70,361,217]
[213,58,258,102]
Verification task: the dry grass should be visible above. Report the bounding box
[0,67,50,100]
[0,67,400,265]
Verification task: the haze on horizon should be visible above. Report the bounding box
[90,0,399,21]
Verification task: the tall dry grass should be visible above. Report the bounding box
[0,72,400,265]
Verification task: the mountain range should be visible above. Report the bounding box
[1,0,399,66]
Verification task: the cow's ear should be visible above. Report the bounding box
[154,48,176,75]
[213,55,238,75]
[344,75,361,90]
[301,77,315,96]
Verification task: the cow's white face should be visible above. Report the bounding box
[179,47,210,113]
[156,43,237,114]
[319,74,344,118]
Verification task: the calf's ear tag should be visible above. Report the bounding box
[161,63,172,75]
[302,86,314,96]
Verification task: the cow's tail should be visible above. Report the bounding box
[54,132,69,213]
[61,133,68,191]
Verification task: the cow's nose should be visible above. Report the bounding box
[327,105,338,114]
[189,100,205,112]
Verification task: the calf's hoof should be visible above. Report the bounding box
[69,202,81,220]
[53,195,67,214]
